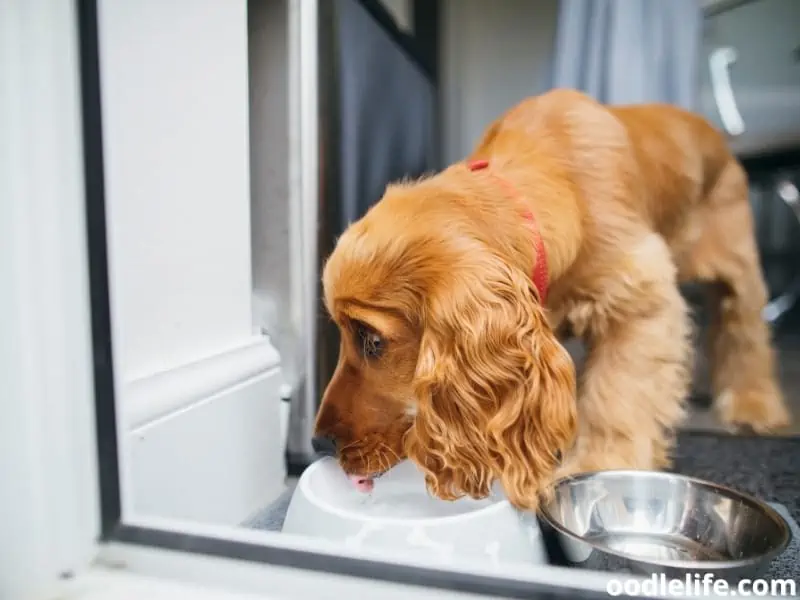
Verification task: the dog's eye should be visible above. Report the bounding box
[354,321,384,360]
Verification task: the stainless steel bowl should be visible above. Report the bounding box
[540,471,791,582]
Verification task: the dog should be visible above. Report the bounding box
[313,89,790,511]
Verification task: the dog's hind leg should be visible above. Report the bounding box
[678,161,790,433]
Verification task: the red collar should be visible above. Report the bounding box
[466,159,549,303]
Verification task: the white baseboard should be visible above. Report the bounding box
[124,337,287,526]
[123,335,281,430]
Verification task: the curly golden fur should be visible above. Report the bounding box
[314,89,790,512]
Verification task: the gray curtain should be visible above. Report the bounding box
[551,0,703,108]
[337,1,436,231]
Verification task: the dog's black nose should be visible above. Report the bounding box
[312,435,337,457]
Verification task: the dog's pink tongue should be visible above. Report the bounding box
[348,474,374,493]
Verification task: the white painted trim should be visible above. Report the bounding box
[286,0,318,394]
[50,560,784,600]
[123,336,281,429]
[53,564,486,600]
[283,0,320,458]
[91,516,622,599]
[0,1,102,597]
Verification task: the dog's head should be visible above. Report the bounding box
[314,180,577,510]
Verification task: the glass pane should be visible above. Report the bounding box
[79,0,798,597]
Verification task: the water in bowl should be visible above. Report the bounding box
[304,458,502,520]
[331,463,498,519]
[352,488,496,519]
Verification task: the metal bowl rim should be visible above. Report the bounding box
[539,470,792,571]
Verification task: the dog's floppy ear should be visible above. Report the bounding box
[405,252,577,511]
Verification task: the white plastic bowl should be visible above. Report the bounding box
[282,458,547,567]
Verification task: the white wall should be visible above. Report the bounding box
[97,0,256,384]
[441,0,560,164]
[97,0,286,525]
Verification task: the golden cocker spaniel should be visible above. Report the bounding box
[313,89,790,511]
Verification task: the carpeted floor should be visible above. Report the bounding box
[672,431,800,524]
[673,432,800,583]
